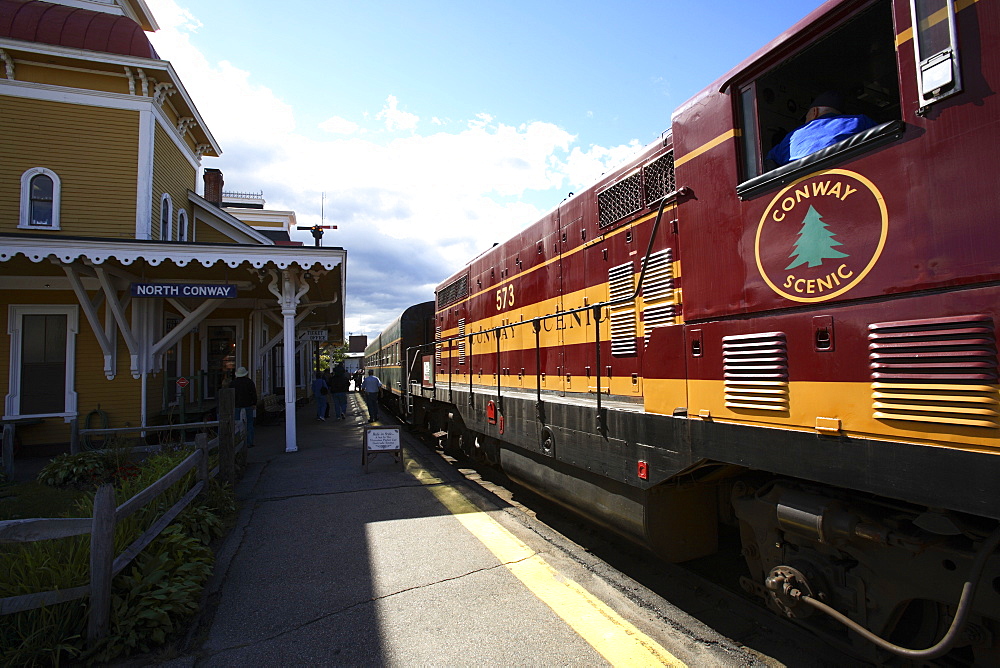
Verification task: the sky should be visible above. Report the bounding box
[143,0,828,340]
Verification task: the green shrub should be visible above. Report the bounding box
[205,478,237,522]
[85,525,213,663]
[3,447,228,665]
[0,535,89,667]
[37,437,145,491]
[37,451,110,489]
[0,602,84,667]
[173,503,224,546]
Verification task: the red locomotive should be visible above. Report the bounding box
[382,0,1000,662]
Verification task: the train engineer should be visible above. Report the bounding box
[764,90,877,168]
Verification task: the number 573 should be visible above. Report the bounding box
[496,284,514,310]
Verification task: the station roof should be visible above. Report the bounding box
[0,232,347,342]
[0,0,158,59]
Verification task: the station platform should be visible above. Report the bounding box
[163,392,765,666]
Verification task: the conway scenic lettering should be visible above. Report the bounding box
[469,308,595,345]
[131,283,238,298]
[769,179,858,222]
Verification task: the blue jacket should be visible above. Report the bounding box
[766,114,878,167]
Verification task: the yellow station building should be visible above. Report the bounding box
[0,0,345,453]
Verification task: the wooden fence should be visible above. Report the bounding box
[0,390,245,644]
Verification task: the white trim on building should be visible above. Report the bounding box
[5,304,79,421]
[19,167,61,230]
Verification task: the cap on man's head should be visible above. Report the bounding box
[810,90,844,111]
[235,367,248,377]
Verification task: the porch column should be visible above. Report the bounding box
[282,298,297,451]
[272,268,310,452]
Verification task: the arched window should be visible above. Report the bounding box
[160,194,172,241]
[177,210,188,242]
[19,168,61,229]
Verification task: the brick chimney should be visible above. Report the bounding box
[203,168,224,206]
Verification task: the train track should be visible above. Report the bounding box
[398,421,874,667]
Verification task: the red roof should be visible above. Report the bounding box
[0,0,158,59]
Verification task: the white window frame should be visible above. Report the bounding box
[160,193,173,241]
[5,304,79,420]
[199,319,245,399]
[177,209,188,242]
[19,167,62,230]
[909,0,962,110]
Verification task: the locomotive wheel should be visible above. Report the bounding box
[444,423,465,458]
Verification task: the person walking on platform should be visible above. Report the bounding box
[232,366,257,447]
[311,373,329,421]
[360,369,383,423]
[330,364,351,420]
[323,370,332,419]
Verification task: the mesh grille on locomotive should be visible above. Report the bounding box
[597,152,675,229]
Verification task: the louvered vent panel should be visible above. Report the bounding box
[869,315,999,428]
[608,262,637,356]
[434,327,442,366]
[643,249,674,300]
[723,332,788,411]
[643,304,677,346]
[458,319,466,365]
[644,152,675,203]
[642,248,677,346]
[598,171,643,229]
[608,262,634,302]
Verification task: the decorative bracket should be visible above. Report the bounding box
[176,117,197,135]
[136,68,149,96]
[124,66,135,95]
[0,49,15,80]
[61,263,116,380]
[94,266,140,378]
[152,82,175,106]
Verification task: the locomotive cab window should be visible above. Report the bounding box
[736,0,902,198]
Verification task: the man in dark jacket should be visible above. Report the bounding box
[232,366,258,447]
[330,364,351,420]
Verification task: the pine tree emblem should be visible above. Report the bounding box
[786,205,849,269]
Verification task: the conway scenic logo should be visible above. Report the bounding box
[755,169,888,303]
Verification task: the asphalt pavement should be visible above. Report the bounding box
[158,392,769,667]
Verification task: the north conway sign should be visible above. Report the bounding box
[131,283,239,298]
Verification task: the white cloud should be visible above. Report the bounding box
[376,95,419,132]
[145,1,295,139]
[564,140,645,189]
[144,0,644,337]
[319,116,360,135]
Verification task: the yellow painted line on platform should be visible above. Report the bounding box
[410,466,684,667]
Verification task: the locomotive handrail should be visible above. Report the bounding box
[404,193,676,426]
